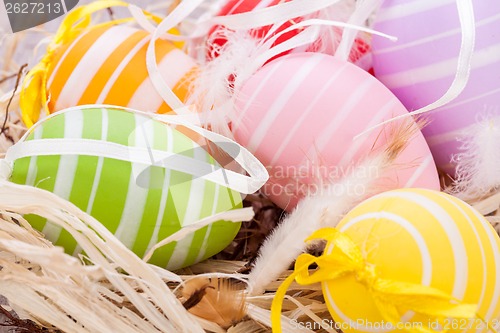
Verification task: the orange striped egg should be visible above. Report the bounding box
[46,24,197,114]
[325,188,500,333]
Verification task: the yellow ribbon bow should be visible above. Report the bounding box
[271,228,481,333]
[19,0,164,128]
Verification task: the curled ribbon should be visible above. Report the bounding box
[271,228,480,333]
[19,0,164,128]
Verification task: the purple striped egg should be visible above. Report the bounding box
[372,0,500,176]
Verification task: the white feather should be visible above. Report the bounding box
[450,113,500,200]
[246,152,390,295]
[186,29,261,138]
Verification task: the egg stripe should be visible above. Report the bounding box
[269,62,349,165]
[246,54,325,152]
[226,0,247,14]
[46,27,107,98]
[438,194,490,330]
[167,144,206,267]
[313,80,377,157]
[403,155,434,188]
[31,114,66,233]
[375,13,500,55]
[182,154,219,267]
[338,211,433,284]
[26,125,44,185]
[160,133,198,268]
[119,39,177,113]
[113,114,152,249]
[140,48,197,114]
[375,191,468,299]
[231,57,286,133]
[336,99,398,168]
[167,233,196,270]
[46,30,88,89]
[130,117,175,259]
[93,33,150,104]
[150,193,178,268]
[15,127,45,234]
[183,182,217,266]
[87,110,135,236]
[196,187,242,262]
[101,37,175,109]
[54,27,137,110]
[453,198,500,322]
[253,0,279,10]
[330,211,433,332]
[374,0,455,23]
[63,111,103,255]
[46,110,84,243]
[194,184,220,263]
[9,130,42,234]
[155,61,198,114]
[85,108,108,215]
[139,123,175,258]
[378,43,500,89]
[77,30,147,106]
[424,85,500,148]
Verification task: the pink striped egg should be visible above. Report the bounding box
[232,53,439,211]
[371,0,500,176]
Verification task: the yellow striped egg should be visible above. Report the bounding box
[46,24,197,114]
[324,188,500,333]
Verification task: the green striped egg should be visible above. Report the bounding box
[9,107,242,270]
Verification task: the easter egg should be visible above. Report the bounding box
[46,24,197,115]
[232,52,439,210]
[371,0,500,175]
[208,0,299,59]
[324,188,500,333]
[7,106,242,270]
[208,0,372,67]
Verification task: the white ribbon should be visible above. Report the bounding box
[335,0,384,61]
[145,0,206,111]
[5,104,269,195]
[0,159,12,180]
[201,0,344,31]
[355,0,476,139]
[233,18,396,94]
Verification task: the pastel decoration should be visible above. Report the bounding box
[272,188,500,333]
[232,52,439,210]
[371,0,500,175]
[208,0,372,67]
[208,0,299,59]
[5,107,243,270]
[45,24,197,115]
